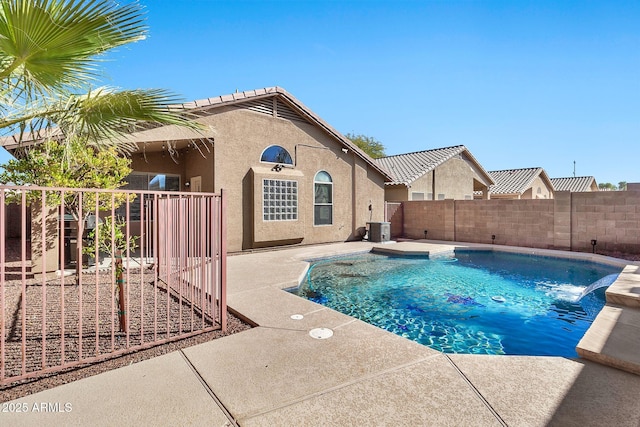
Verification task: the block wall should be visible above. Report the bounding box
[397,190,640,254]
[572,191,640,253]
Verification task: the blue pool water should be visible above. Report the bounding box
[289,250,622,357]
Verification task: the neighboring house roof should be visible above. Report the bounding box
[550,176,598,192]
[0,86,392,181]
[374,145,494,187]
[487,167,553,196]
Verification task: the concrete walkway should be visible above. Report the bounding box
[3,241,640,426]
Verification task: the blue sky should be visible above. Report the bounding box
[2,0,638,185]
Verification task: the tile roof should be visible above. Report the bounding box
[375,145,493,187]
[550,176,598,192]
[0,86,393,181]
[487,167,552,195]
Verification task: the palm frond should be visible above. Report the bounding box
[0,0,147,97]
[50,87,202,153]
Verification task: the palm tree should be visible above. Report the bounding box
[0,0,198,153]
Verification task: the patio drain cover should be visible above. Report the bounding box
[290,314,304,320]
[309,328,333,340]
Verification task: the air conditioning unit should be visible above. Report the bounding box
[367,222,391,243]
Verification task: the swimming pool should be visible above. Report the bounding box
[289,250,622,357]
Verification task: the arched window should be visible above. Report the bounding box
[314,171,333,226]
[261,145,293,165]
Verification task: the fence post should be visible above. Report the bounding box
[115,249,127,332]
[220,189,227,332]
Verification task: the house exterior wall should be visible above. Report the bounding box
[432,156,480,200]
[396,189,640,254]
[384,185,409,202]
[132,105,385,252]
[184,145,215,192]
[524,175,553,199]
[131,151,184,178]
[406,171,434,200]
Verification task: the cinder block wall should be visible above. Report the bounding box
[385,202,403,238]
[392,189,640,254]
[572,191,640,253]
[455,199,555,247]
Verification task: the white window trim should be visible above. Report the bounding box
[313,171,333,226]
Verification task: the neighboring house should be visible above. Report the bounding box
[481,167,554,199]
[116,87,391,252]
[551,176,599,192]
[375,145,494,201]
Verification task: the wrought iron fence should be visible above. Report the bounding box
[0,185,226,386]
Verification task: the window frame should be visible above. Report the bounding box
[124,172,182,192]
[313,171,333,226]
[262,178,298,222]
[119,172,182,220]
[260,145,294,165]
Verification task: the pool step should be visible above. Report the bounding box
[576,265,640,376]
[605,265,640,309]
[576,305,640,376]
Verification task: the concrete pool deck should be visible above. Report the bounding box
[3,240,640,426]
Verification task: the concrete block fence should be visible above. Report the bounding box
[387,189,640,255]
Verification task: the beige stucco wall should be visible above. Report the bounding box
[213,107,385,251]
[131,104,386,252]
[523,176,553,199]
[131,151,184,178]
[384,185,409,202]
[384,154,490,202]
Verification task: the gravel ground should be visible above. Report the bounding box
[1,312,251,402]
[1,238,252,402]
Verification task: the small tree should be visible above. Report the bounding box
[84,216,139,266]
[598,182,617,191]
[0,138,133,282]
[345,133,387,159]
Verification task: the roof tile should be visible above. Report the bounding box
[488,168,548,195]
[550,176,598,192]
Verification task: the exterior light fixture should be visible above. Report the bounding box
[492,234,496,244]
[424,230,428,239]
[591,239,597,253]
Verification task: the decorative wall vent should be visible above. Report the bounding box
[239,98,309,123]
[276,100,308,123]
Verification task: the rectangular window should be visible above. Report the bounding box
[411,192,425,201]
[437,193,446,200]
[314,181,333,226]
[119,172,181,220]
[263,179,298,221]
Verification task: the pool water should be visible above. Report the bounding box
[289,251,622,357]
